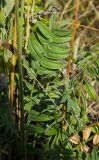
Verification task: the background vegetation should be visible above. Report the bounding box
[0,0,99,160]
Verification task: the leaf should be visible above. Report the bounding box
[41,57,66,70]
[69,134,80,144]
[28,124,45,134]
[28,35,44,60]
[28,36,40,60]
[92,125,99,133]
[83,127,92,140]
[91,148,99,160]
[23,59,36,79]
[56,19,72,27]
[84,79,97,101]
[37,66,56,75]
[48,92,59,98]
[45,48,68,60]
[4,50,12,62]
[27,68,36,79]
[31,60,40,70]
[30,34,44,58]
[24,102,32,112]
[48,43,69,54]
[44,43,69,60]
[0,11,5,27]
[36,31,47,44]
[29,110,53,122]
[53,29,71,37]
[80,145,90,153]
[49,14,56,29]
[45,128,58,136]
[37,21,52,39]
[24,80,34,91]
[93,134,99,146]
[63,123,68,131]
[4,0,15,17]
[52,34,71,43]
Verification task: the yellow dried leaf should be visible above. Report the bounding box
[69,134,80,144]
[63,124,68,131]
[83,127,92,140]
[80,145,90,153]
[93,134,99,146]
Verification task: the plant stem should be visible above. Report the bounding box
[67,0,79,75]
[15,0,27,160]
[25,0,31,50]
[10,17,17,114]
[59,0,72,22]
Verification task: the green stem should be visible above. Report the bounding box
[15,0,27,160]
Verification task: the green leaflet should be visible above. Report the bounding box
[48,92,60,98]
[4,0,15,17]
[45,44,69,60]
[24,80,34,92]
[28,36,40,60]
[52,34,71,43]
[31,34,44,58]
[23,59,36,79]
[31,60,40,70]
[45,49,68,60]
[28,124,45,134]
[53,29,71,37]
[41,57,66,70]
[91,148,99,160]
[92,126,99,133]
[29,110,53,122]
[37,21,52,39]
[48,43,69,54]
[37,66,56,75]
[49,14,56,30]
[0,11,5,27]
[36,31,47,45]
[84,79,97,101]
[56,19,72,28]
[27,68,36,79]
[45,128,58,136]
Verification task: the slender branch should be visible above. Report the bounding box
[59,0,72,21]
[79,24,99,31]
[15,0,27,160]
[25,0,30,50]
[10,17,17,120]
[67,0,79,75]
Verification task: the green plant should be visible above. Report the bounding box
[23,15,98,159]
[0,0,98,160]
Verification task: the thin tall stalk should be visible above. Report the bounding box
[15,0,27,160]
[62,0,79,130]
[67,0,79,75]
[25,0,31,50]
[10,17,17,112]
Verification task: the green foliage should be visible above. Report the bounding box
[75,148,99,160]
[27,17,70,76]
[84,79,97,101]
[0,0,15,17]
[0,11,5,27]
[0,1,98,160]
[23,16,98,160]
